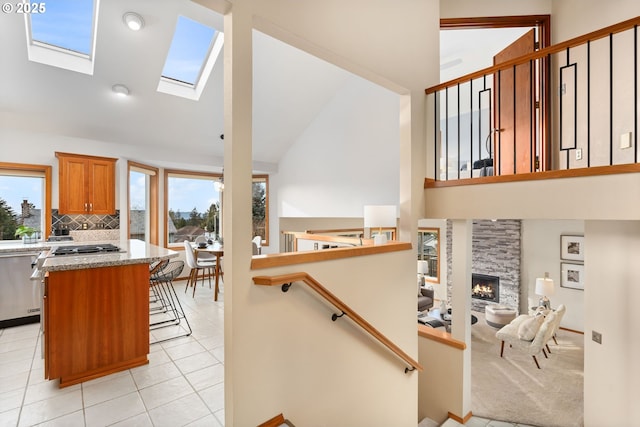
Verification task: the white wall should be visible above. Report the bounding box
[584,220,640,426]
[216,1,440,425]
[522,220,585,331]
[273,75,400,219]
[552,0,640,42]
[440,0,551,18]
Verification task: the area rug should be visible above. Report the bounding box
[471,311,584,427]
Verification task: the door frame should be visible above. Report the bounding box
[440,15,552,172]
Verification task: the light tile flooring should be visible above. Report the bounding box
[0,278,224,427]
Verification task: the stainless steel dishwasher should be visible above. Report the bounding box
[0,252,42,328]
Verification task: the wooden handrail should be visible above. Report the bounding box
[253,272,423,373]
[426,16,640,94]
[257,413,287,427]
[285,231,370,247]
[425,163,640,188]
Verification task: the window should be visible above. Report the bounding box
[164,170,222,247]
[26,0,98,75]
[0,163,52,240]
[164,170,270,248]
[157,16,224,100]
[128,162,158,245]
[418,228,439,284]
[252,175,269,246]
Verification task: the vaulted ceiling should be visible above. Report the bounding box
[0,0,351,170]
[0,0,525,171]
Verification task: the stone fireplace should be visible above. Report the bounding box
[447,219,522,313]
[471,274,500,303]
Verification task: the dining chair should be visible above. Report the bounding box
[194,235,216,283]
[183,240,216,297]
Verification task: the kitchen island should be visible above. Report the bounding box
[39,239,178,388]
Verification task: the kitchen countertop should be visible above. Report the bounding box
[40,240,178,272]
[0,240,59,254]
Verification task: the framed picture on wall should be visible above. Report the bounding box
[561,234,585,262]
[561,262,584,290]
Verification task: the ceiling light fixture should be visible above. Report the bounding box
[123,12,145,31]
[112,84,130,97]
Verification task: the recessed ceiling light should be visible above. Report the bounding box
[123,12,144,31]
[112,84,130,97]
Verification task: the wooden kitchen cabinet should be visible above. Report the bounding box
[56,152,117,214]
[43,264,150,387]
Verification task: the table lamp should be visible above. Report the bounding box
[535,272,555,310]
[363,205,396,245]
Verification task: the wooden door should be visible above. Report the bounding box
[494,29,536,175]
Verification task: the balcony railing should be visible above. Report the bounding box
[425,16,640,185]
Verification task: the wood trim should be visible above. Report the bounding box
[251,241,412,270]
[286,231,371,246]
[441,15,550,30]
[425,163,640,188]
[560,326,584,335]
[428,16,640,95]
[54,151,118,163]
[257,413,285,427]
[417,325,466,350]
[447,411,473,424]
[253,272,423,373]
[127,161,159,245]
[306,227,365,236]
[0,161,52,239]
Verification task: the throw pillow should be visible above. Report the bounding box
[517,315,544,341]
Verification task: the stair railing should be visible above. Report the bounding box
[253,272,423,374]
[426,16,640,183]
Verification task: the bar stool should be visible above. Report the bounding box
[149,260,192,344]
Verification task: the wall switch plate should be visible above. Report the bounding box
[576,148,583,160]
[592,330,602,344]
[620,132,633,149]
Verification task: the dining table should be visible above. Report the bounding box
[194,242,224,301]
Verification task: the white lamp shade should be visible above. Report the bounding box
[417,260,429,275]
[363,205,397,228]
[535,276,555,296]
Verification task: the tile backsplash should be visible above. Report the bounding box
[52,210,120,232]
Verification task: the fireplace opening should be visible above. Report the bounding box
[471,273,500,303]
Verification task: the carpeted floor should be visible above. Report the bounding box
[471,311,584,427]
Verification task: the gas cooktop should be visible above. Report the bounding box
[52,244,121,256]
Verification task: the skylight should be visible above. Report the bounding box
[158,16,223,101]
[26,0,98,75]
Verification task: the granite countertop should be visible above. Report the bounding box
[34,240,178,272]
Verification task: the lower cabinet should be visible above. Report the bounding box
[44,263,149,387]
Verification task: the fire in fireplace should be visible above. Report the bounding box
[471,273,500,303]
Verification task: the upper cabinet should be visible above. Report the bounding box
[56,152,117,215]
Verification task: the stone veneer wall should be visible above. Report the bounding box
[446,219,521,313]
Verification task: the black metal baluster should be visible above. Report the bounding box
[587,41,591,167]
[610,33,614,166]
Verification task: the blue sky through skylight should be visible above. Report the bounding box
[162,16,216,85]
[30,0,94,55]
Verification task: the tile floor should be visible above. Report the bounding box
[1,275,539,427]
[0,278,224,427]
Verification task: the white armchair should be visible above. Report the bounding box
[496,311,557,369]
